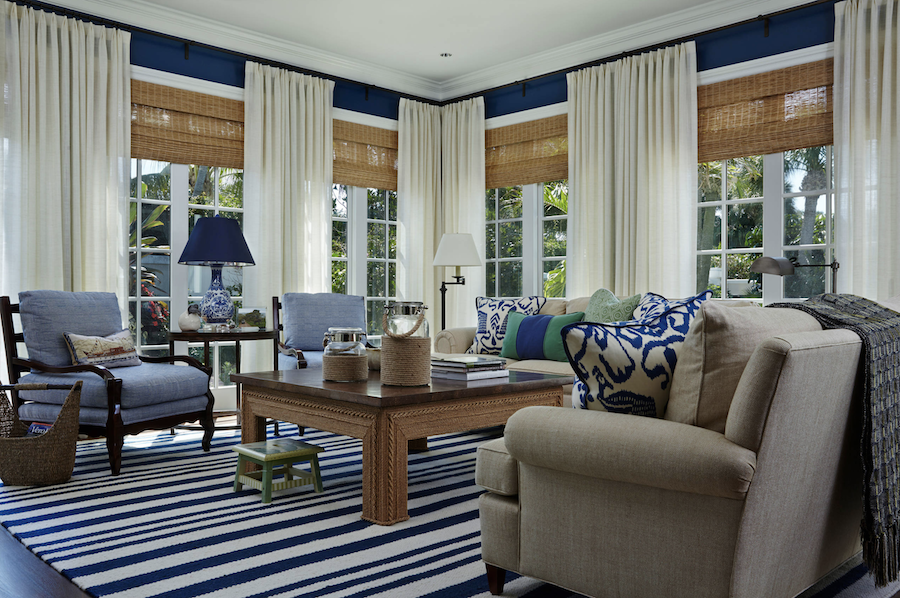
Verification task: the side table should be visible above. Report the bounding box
[168,328,277,428]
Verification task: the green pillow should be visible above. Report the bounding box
[500,311,585,361]
[584,289,641,322]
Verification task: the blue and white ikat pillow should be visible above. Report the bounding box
[563,290,712,416]
[467,296,547,355]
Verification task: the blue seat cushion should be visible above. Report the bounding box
[277,350,323,370]
[19,291,125,367]
[19,395,210,427]
[17,363,210,409]
[282,293,366,351]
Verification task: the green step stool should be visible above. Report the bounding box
[233,438,324,503]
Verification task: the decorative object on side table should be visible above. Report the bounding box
[178,214,255,325]
[236,307,266,331]
[381,301,431,386]
[322,327,368,382]
[177,304,203,332]
[433,233,482,330]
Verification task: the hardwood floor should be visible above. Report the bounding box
[0,524,89,598]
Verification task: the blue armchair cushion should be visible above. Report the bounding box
[562,290,711,417]
[64,329,142,368]
[18,362,210,409]
[282,293,366,351]
[19,291,124,367]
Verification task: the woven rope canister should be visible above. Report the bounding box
[322,354,368,382]
[380,312,431,386]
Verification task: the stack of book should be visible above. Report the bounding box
[431,355,509,381]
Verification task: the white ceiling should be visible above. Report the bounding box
[55,0,808,101]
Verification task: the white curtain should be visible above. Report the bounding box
[0,2,130,302]
[441,98,485,329]
[834,0,900,300]
[397,98,441,332]
[567,42,697,299]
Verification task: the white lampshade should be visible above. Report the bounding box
[433,233,481,267]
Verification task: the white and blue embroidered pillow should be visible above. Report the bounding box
[467,296,547,355]
[563,290,711,416]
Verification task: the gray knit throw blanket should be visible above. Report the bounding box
[773,294,900,586]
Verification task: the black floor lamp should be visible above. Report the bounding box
[433,233,482,331]
[750,256,840,293]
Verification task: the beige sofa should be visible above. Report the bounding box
[475,301,875,598]
[434,297,591,406]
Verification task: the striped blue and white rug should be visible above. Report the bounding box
[0,424,895,598]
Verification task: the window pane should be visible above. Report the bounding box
[725,253,762,298]
[543,180,567,216]
[784,249,827,298]
[388,261,396,297]
[223,267,243,298]
[218,344,236,387]
[784,195,825,246]
[140,299,169,345]
[368,222,386,259]
[698,162,722,203]
[128,251,138,296]
[485,224,497,260]
[485,262,496,297]
[188,265,210,296]
[218,168,243,209]
[332,185,348,218]
[499,261,522,297]
[130,160,139,200]
[388,224,397,260]
[332,261,347,294]
[498,187,523,219]
[139,160,171,201]
[189,165,214,205]
[135,204,171,249]
[332,221,348,258]
[189,346,204,364]
[726,203,762,249]
[387,190,397,222]
[697,254,722,297]
[543,219,567,257]
[543,260,566,298]
[367,300,385,337]
[499,221,522,258]
[784,147,827,193]
[367,189,386,220]
[368,261,386,297]
[139,253,170,296]
[485,188,496,221]
[726,156,763,199]
[696,206,721,250]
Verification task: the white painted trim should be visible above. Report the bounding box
[697,43,834,85]
[333,108,398,131]
[132,65,244,100]
[485,102,567,130]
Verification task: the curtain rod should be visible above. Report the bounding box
[445,0,837,104]
[11,0,443,106]
[14,0,834,108]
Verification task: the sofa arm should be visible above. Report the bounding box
[433,326,476,353]
[505,406,756,500]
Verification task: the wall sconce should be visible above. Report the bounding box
[433,233,482,331]
[750,256,840,293]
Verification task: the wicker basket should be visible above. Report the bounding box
[0,382,82,486]
[380,312,431,386]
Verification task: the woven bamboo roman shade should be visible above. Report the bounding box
[333,120,398,191]
[698,58,833,163]
[131,80,245,169]
[485,114,568,188]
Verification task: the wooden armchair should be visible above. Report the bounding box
[1,291,215,475]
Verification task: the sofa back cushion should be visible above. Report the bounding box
[282,293,366,351]
[665,301,822,432]
[19,291,124,367]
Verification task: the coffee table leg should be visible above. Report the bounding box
[362,414,409,525]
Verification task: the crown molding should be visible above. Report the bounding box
[42,0,444,100]
[440,0,810,100]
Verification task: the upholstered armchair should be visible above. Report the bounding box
[477,308,866,597]
[0,291,215,475]
[272,293,367,369]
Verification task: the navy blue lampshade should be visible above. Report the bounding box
[178,215,255,266]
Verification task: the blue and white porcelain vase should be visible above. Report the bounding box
[200,266,234,324]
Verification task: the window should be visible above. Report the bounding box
[484,180,568,298]
[696,146,834,302]
[331,184,398,336]
[129,159,245,393]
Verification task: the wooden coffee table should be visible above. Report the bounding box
[231,368,569,525]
